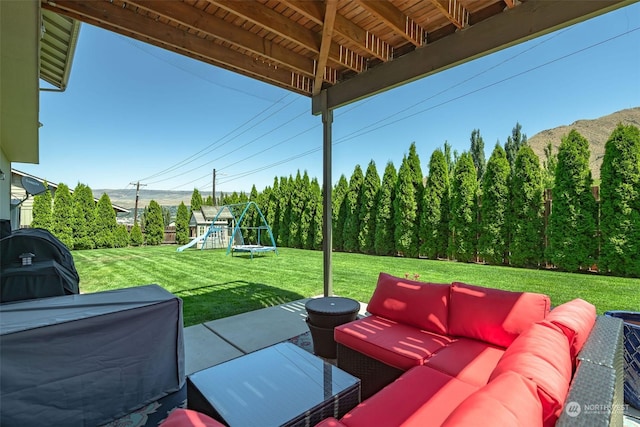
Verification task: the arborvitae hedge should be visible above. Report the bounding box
[94,193,117,248]
[52,183,74,249]
[449,152,478,262]
[470,129,486,181]
[72,183,96,250]
[599,124,640,277]
[298,172,313,249]
[510,146,544,268]
[394,156,418,258]
[31,183,52,231]
[547,130,597,271]
[288,171,304,248]
[308,178,323,250]
[358,160,380,254]
[407,143,424,248]
[374,162,397,256]
[191,188,203,212]
[478,144,510,264]
[420,149,450,259]
[332,175,349,251]
[114,224,130,248]
[277,176,291,247]
[130,223,143,246]
[175,201,190,245]
[343,165,364,252]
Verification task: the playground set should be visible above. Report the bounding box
[177,202,277,259]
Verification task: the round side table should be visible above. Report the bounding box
[305,297,360,359]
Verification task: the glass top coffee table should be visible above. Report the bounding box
[187,342,360,427]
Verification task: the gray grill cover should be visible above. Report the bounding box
[0,284,185,427]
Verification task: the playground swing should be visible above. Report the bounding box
[177,202,277,259]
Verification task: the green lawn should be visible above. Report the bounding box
[72,246,640,327]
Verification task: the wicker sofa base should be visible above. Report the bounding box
[337,343,404,399]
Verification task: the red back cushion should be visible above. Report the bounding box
[448,282,551,347]
[160,409,225,427]
[489,322,572,427]
[442,371,543,427]
[545,299,596,360]
[367,273,450,334]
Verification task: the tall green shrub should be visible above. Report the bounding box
[510,146,544,268]
[449,152,478,262]
[547,130,598,271]
[72,183,96,249]
[266,178,280,244]
[470,129,486,181]
[358,160,380,254]
[478,144,511,264]
[298,172,313,249]
[277,176,291,247]
[94,193,117,248]
[332,175,349,251]
[114,224,130,248]
[505,122,527,170]
[130,222,143,246]
[190,188,203,212]
[144,200,165,245]
[407,143,424,249]
[52,183,74,249]
[420,149,450,259]
[600,124,640,277]
[175,201,190,245]
[31,183,52,231]
[374,162,397,256]
[394,156,418,257]
[343,165,364,252]
[308,178,323,250]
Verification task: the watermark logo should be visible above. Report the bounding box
[565,401,581,417]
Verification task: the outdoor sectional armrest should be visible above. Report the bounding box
[556,315,624,427]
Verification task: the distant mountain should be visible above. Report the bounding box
[93,189,194,209]
[527,107,640,180]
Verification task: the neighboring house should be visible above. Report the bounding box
[189,206,236,249]
[10,169,129,230]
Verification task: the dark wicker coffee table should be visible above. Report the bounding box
[187,342,360,427]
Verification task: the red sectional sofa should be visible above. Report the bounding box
[318,273,625,427]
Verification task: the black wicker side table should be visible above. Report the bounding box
[305,297,360,359]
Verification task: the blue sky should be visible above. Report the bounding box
[19,3,640,197]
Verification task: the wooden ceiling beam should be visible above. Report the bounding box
[284,0,392,61]
[313,0,338,95]
[356,0,425,47]
[127,0,316,78]
[429,0,469,29]
[42,0,312,95]
[209,0,365,72]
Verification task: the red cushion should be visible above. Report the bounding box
[367,273,450,334]
[489,322,572,427]
[334,315,452,370]
[424,337,506,387]
[448,282,551,347]
[341,365,479,427]
[442,371,543,427]
[160,409,225,427]
[314,418,348,427]
[545,299,596,360]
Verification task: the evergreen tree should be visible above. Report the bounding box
[175,201,190,245]
[478,144,511,264]
[510,146,544,268]
[191,188,203,212]
[470,129,486,181]
[308,178,323,250]
[288,171,304,248]
[94,193,117,248]
[277,176,291,247]
[114,224,130,248]
[144,200,165,245]
[407,143,424,249]
[449,152,478,262]
[547,130,598,271]
[298,172,313,249]
[72,183,96,249]
[246,185,260,244]
[444,141,456,179]
[375,162,397,256]
[52,183,74,248]
[358,160,380,254]
[31,182,53,231]
[505,122,528,169]
[343,165,364,252]
[204,195,214,206]
[267,177,280,244]
[130,222,143,246]
[162,206,171,228]
[332,175,349,251]
[600,124,640,277]
[421,149,450,259]
[542,142,557,190]
[394,156,418,257]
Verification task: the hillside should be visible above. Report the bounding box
[92,189,194,209]
[527,107,640,180]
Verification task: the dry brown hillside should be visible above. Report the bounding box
[528,107,640,181]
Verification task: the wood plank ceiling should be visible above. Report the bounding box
[42,0,635,109]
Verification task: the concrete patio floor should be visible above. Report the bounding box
[183,297,640,426]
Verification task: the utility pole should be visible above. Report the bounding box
[212,169,216,206]
[130,181,147,224]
